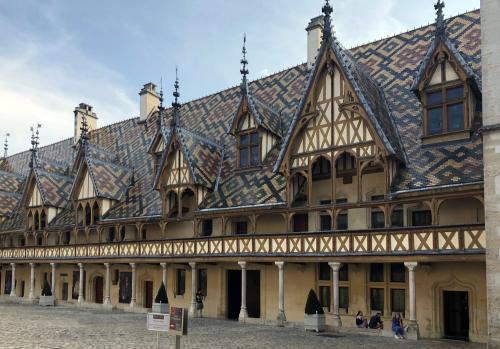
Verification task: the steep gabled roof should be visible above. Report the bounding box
[411,23,482,94]
[275,14,407,171]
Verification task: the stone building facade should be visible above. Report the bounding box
[0,0,492,344]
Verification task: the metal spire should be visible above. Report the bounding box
[80,113,90,143]
[322,0,333,42]
[3,133,10,158]
[171,67,181,128]
[29,123,41,168]
[434,0,445,37]
[240,34,249,88]
[157,77,164,129]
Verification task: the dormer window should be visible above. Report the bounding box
[238,131,260,168]
[425,84,465,136]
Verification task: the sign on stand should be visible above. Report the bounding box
[147,307,188,349]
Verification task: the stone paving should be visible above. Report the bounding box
[0,304,485,349]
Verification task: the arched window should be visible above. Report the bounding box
[40,210,47,229]
[290,173,308,207]
[166,191,179,218]
[181,188,196,217]
[85,203,92,226]
[92,202,100,224]
[34,211,40,231]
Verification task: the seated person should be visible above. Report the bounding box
[355,311,368,328]
[368,312,384,329]
[392,313,405,339]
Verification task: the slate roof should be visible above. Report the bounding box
[0,10,483,230]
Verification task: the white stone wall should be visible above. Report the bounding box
[481,0,500,347]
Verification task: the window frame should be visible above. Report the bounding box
[423,81,468,137]
[237,129,261,169]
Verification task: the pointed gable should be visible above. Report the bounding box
[275,14,406,172]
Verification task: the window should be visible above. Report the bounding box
[370,288,384,313]
[320,215,331,231]
[371,211,385,229]
[235,221,248,235]
[390,263,406,283]
[293,214,308,232]
[391,209,404,227]
[198,269,207,297]
[339,264,349,282]
[319,263,331,281]
[64,231,71,245]
[425,85,465,135]
[176,269,186,296]
[391,289,405,315]
[108,227,116,242]
[312,157,331,180]
[336,153,356,174]
[371,195,385,201]
[337,211,348,230]
[411,210,432,226]
[339,287,349,310]
[239,131,260,168]
[319,286,331,312]
[37,236,43,246]
[201,219,213,237]
[118,272,131,303]
[370,263,384,282]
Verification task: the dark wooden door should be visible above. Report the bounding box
[94,276,104,304]
[247,270,260,318]
[293,214,308,232]
[443,291,469,341]
[144,281,153,309]
[20,281,25,298]
[227,270,241,320]
[62,283,68,301]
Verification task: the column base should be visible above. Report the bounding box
[405,320,419,340]
[9,293,16,297]
[189,302,198,318]
[77,296,84,304]
[238,307,249,323]
[276,311,287,326]
[327,313,342,328]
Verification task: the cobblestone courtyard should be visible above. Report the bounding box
[0,304,485,349]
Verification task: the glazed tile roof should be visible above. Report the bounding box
[0,10,483,229]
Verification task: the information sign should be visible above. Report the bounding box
[169,307,188,335]
[147,313,170,332]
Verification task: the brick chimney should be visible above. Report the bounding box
[306,16,324,69]
[139,82,160,122]
[74,103,97,144]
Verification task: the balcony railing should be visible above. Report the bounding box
[0,225,485,261]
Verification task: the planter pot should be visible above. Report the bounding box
[152,302,169,314]
[39,295,55,306]
[304,313,326,332]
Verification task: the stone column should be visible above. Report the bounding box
[10,263,16,297]
[189,262,197,317]
[130,263,136,308]
[328,262,342,327]
[482,0,500,347]
[160,263,167,287]
[238,261,248,322]
[29,263,35,300]
[104,263,111,306]
[404,262,418,321]
[78,263,84,303]
[50,263,56,300]
[275,261,286,325]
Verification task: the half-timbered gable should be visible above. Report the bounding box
[411,2,482,143]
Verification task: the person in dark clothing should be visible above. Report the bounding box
[195,288,204,317]
[368,312,384,329]
[356,311,368,328]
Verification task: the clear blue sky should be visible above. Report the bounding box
[0,0,480,155]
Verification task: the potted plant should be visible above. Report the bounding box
[39,278,55,306]
[152,282,169,313]
[304,289,325,332]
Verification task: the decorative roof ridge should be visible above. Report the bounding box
[347,8,480,50]
[214,143,226,191]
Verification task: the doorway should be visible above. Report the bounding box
[144,281,153,309]
[227,270,260,320]
[443,291,469,341]
[94,276,104,304]
[20,281,25,298]
[62,282,68,301]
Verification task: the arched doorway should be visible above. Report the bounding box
[94,276,104,304]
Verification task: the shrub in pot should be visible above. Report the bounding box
[304,289,325,332]
[39,278,55,306]
[152,282,169,313]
